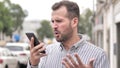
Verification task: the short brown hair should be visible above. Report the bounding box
[52,0,80,21]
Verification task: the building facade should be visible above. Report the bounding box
[94,0,120,68]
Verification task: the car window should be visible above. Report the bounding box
[6,46,23,51]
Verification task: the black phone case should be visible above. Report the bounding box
[26,33,40,46]
[25,33,45,53]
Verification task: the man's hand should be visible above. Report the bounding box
[62,53,94,68]
[30,37,47,66]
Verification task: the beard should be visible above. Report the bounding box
[55,24,73,42]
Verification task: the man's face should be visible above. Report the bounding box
[51,6,73,42]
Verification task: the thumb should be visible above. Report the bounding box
[89,58,95,67]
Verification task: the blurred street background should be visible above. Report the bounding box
[0,0,120,68]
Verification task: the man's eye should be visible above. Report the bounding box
[51,20,54,23]
[56,20,62,22]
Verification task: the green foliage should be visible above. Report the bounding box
[0,1,14,36]
[0,21,3,31]
[37,20,54,41]
[0,0,27,37]
[10,4,27,31]
[78,8,93,39]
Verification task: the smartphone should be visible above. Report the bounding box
[26,33,45,53]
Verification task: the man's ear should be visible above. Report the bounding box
[71,17,78,28]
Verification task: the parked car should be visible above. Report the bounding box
[0,47,19,68]
[5,42,30,67]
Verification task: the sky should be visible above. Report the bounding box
[9,0,96,21]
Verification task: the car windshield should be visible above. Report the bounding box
[6,46,23,51]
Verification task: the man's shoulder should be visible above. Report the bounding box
[84,41,105,54]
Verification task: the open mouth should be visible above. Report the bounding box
[54,31,60,37]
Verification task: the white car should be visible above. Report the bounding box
[5,43,30,67]
[0,47,19,68]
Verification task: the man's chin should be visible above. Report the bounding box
[55,38,62,42]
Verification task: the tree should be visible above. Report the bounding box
[78,8,93,39]
[10,3,27,31]
[0,2,5,32]
[0,1,14,36]
[37,20,54,41]
[0,0,27,39]
[4,0,27,32]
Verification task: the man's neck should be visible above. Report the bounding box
[62,35,80,51]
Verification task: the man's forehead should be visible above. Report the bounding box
[52,6,67,14]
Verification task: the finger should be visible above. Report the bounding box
[30,37,34,49]
[66,54,78,67]
[89,58,95,67]
[33,43,44,52]
[62,57,74,68]
[74,53,83,65]
[33,47,47,58]
[62,61,70,68]
[38,52,47,57]
[36,46,46,54]
[31,43,44,55]
[32,47,47,58]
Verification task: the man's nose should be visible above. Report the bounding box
[52,23,58,29]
